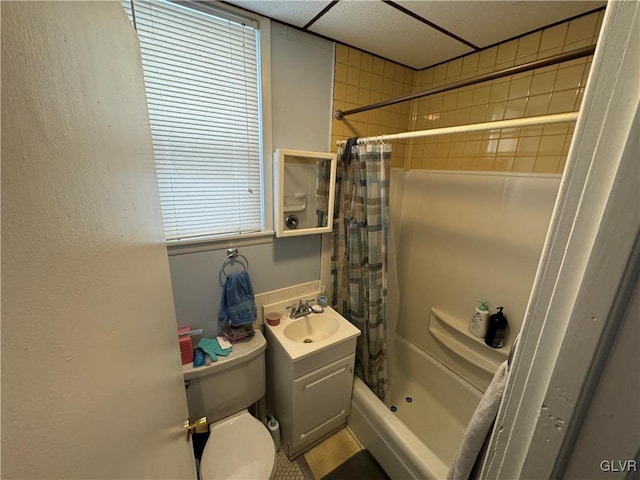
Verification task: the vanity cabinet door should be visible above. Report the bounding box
[291,354,355,449]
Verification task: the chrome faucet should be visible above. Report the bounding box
[288,299,314,319]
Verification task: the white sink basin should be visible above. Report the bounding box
[283,314,340,343]
[263,304,360,361]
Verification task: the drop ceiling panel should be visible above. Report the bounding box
[224,0,330,28]
[396,1,606,48]
[309,0,473,69]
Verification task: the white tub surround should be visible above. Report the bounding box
[395,171,560,391]
[429,308,509,375]
[349,335,482,479]
[350,377,447,480]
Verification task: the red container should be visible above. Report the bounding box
[266,312,281,326]
[178,327,193,365]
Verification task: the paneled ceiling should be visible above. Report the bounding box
[223,0,606,69]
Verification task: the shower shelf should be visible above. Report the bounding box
[283,193,307,213]
[429,308,509,375]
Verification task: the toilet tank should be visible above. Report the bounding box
[183,330,266,423]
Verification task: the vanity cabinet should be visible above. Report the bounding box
[265,327,357,459]
[290,354,355,451]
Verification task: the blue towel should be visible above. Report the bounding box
[218,270,257,327]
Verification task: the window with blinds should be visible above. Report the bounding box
[122,0,264,242]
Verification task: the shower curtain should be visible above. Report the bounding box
[331,140,391,400]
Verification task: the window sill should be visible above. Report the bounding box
[167,231,275,256]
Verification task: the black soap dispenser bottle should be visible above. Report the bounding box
[485,307,508,348]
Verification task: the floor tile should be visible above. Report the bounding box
[274,449,306,480]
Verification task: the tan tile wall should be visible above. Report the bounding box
[330,10,604,173]
[331,45,414,168]
[409,11,603,173]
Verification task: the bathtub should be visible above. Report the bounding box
[348,335,482,479]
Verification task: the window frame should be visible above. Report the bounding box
[125,0,274,253]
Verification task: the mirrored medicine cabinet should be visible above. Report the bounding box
[274,149,337,238]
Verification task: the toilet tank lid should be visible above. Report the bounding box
[182,330,266,381]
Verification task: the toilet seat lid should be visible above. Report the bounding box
[200,410,275,480]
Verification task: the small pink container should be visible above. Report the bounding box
[266,312,281,326]
[178,327,193,365]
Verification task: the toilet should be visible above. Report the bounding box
[183,330,275,480]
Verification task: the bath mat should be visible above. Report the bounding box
[304,428,362,478]
[320,449,390,480]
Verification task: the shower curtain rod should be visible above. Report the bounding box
[334,45,596,120]
[336,112,578,146]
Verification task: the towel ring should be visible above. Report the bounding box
[219,249,249,285]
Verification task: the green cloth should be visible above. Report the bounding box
[197,338,233,362]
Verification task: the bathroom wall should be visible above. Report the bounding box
[169,23,334,338]
[393,12,603,390]
[408,10,604,173]
[328,12,604,390]
[330,44,414,168]
[396,171,560,390]
[329,10,604,174]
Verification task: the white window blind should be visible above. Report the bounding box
[122,0,263,242]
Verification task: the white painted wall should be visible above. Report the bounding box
[270,22,335,153]
[168,22,334,338]
[394,171,559,390]
[1,2,195,478]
